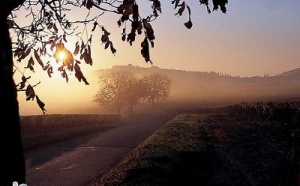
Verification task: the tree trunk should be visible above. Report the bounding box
[151,99,155,111]
[129,105,133,118]
[0,14,26,185]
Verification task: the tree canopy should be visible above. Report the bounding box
[141,72,171,108]
[93,71,171,116]
[93,71,137,113]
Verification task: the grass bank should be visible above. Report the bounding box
[88,113,211,185]
[88,108,299,186]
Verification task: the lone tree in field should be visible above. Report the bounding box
[1,0,228,184]
[93,71,144,115]
[123,76,146,117]
[142,72,171,109]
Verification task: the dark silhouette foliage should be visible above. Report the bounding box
[9,0,227,113]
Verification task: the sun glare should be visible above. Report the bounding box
[58,51,66,62]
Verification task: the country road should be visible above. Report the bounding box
[25,113,173,186]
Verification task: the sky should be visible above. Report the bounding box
[13,0,300,115]
[83,0,300,77]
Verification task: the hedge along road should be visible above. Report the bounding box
[25,113,173,186]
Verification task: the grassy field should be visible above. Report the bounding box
[21,114,125,151]
[88,104,300,186]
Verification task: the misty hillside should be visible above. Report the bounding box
[276,68,300,78]
[93,65,300,106]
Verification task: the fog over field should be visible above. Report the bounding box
[18,65,300,116]
[103,65,300,106]
[95,65,300,99]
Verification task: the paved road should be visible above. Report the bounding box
[25,113,173,186]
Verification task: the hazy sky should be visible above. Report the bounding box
[84,0,300,77]
[14,0,300,115]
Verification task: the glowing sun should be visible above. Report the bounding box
[57,51,66,62]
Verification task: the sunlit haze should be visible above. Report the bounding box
[13,0,300,115]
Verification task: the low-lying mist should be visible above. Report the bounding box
[89,65,300,117]
[18,65,300,116]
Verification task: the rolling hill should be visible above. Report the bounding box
[92,65,300,108]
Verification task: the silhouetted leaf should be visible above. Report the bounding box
[122,34,126,41]
[47,66,53,77]
[63,35,67,42]
[61,69,69,83]
[74,42,80,55]
[212,0,228,13]
[132,4,139,20]
[25,57,35,72]
[110,42,117,55]
[50,42,56,51]
[30,25,35,33]
[199,0,209,5]
[87,35,92,43]
[142,19,155,41]
[150,41,154,48]
[117,19,122,27]
[92,22,98,32]
[53,24,58,33]
[104,41,110,49]
[74,61,89,85]
[200,0,212,13]
[36,95,46,114]
[82,47,93,65]
[82,0,86,6]
[184,5,193,29]
[17,76,31,90]
[64,49,75,70]
[43,63,50,71]
[184,20,193,29]
[141,37,152,64]
[118,1,134,22]
[127,32,136,45]
[101,34,109,44]
[117,4,126,13]
[86,0,94,9]
[47,23,53,30]
[13,49,22,58]
[137,21,143,34]
[34,49,44,69]
[151,0,161,16]
[16,46,31,62]
[25,85,35,101]
[172,0,180,9]
[49,35,57,41]
[80,41,85,53]
[175,1,186,16]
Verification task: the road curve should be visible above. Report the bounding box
[25,113,173,186]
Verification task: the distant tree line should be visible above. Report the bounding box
[93,71,171,117]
